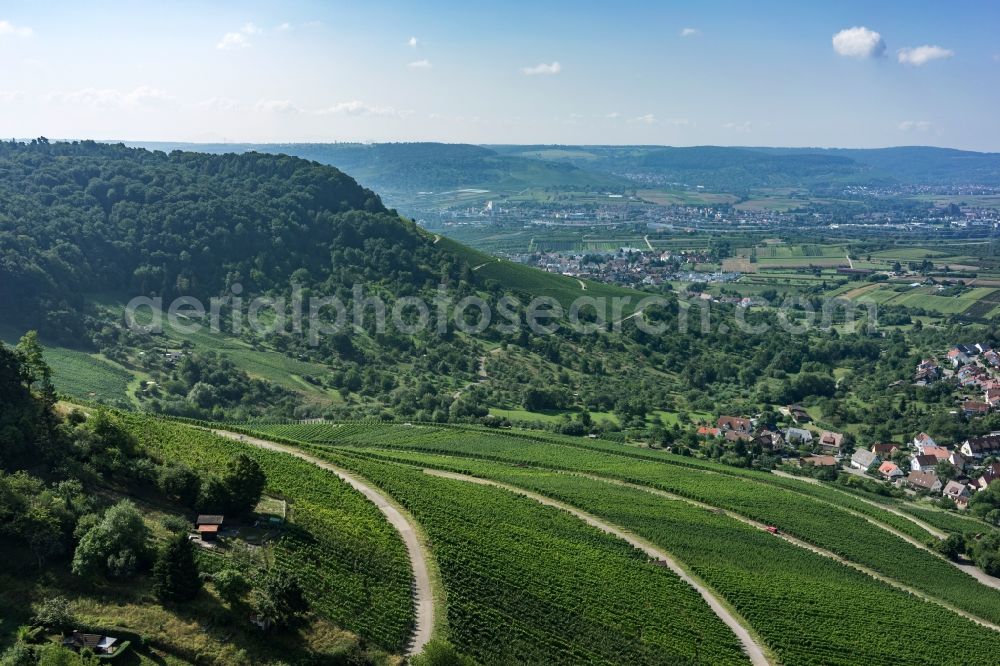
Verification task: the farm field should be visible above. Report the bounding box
[329,449,1000,666]
[315,450,752,665]
[840,284,995,314]
[238,426,1000,624]
[0,325,137,405]
[233,422,1000,628]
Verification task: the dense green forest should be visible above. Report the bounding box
[2,140,999,452]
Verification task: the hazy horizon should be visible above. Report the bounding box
[15,139,998,155]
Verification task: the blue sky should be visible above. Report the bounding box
[1,0,998,149]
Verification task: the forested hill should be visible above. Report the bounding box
[129,141,630,194]
[0,139,465,340]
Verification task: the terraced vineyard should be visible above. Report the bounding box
[307,449,752,665]
[118,414,416,651]
[235,422,1000,625]
[323,448,1000,666]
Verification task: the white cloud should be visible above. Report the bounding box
[898,120,931,132]
[217,32,249,50]
[0,20,33,37]
[275,22,292,32]
[606,112,621,119]
[255,99,409,118]
[633,114,656,124]
[47,86,173,110]
[680,28,700,37]
[522,61,561,75]
[217,22,263,49]
[407,36,419,48]
[255,99,301,114]
[315,100,409,117]
[0,90,25,102]
[193,97,240,112]
[897,45,954,66]
[832,27,885,59]
[723,120,753,132]
[407,59,432,69]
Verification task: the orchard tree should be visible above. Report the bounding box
[152,533,201,602]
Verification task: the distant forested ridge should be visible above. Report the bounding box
[129,141,630,194]
[0,139,463,340]
[127,142,1000,196]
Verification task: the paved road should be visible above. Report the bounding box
[424,468,773,665]
[211,429,436,656]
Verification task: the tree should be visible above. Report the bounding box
[251,569,308,629]
[0,641,36,666]
[158,463,201,507]
[969,480,1000,525]
[152,533,201,602]
[223,454,266,517]
[935,461,957,482]
[936,533,966,561]
[71,501,150,579]
[213,569,250,604]
[15,332,56,406]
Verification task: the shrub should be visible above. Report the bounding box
[31,596,75,629]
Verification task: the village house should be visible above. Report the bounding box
[819,431,845,455]
[872,442,899,458]
[912,432,937,450]
[985,388,1000,409]
[724,429,753,443]
[914,360,941,385]
[960,434,1000,460]
[716,416,753,434]
[942,480,972,508]
[696,426,721,438]
[907,471,943,494]
[754,429,785,452]
[962,400,991,417]
[910,454,939,473]
[972,462,1000,491]
[785,427,814,445]
[787,404,811,423]
[920,445,951,462]
[948,450,968,473]
[947,346,971,367]
[196,514,225,541]
[878,461,904,480]
[850,449,880,471]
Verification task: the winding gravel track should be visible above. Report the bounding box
[211,430,436,655]
[423,468,772,666]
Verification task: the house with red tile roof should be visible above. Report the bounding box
[878,461,904,480]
